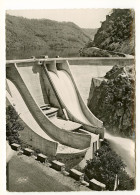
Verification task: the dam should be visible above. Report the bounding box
[6,57,134,165]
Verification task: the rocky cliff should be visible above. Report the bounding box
[80,9,135,57]
[88,65,135,137]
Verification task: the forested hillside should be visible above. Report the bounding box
[6,14,90,51]
[81,9,135,56]
[88,65,135,137]
[82,28,98,40]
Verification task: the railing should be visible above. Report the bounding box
[6,56,134,66]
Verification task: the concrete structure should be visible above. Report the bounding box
[11,143,21,151]
[51,160,65,171]
[37,153,48,163]
[69,169,84,181]
[6,57,134,166]
[89,178,106,191]
[23,148,34,156]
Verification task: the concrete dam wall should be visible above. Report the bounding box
[6,57,134,160]
[6,79,58,156]
[6,59,105,160]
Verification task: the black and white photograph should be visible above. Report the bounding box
[0,0,139,193]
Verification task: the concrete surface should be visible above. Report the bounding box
[7,154,90,192]
[6,65,91,150]
[49,70,91,125]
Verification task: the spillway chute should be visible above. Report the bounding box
[44,61,104,138]
[6,63,93,152]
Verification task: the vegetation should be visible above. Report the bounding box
[80,47,111,57]
[8,155,74,192]
[82,28,98,40]
[88,65,135,137]
[6,14,90,51]
[81,9,135,56]
[6,105,24,145]
[84,140,135,190]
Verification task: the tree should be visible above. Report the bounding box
[6,105,24,144]
[84,140,126,190]
[118,170,135,190]
[86,9,135,55]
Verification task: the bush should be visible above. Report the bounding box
[84,140,135,190]
[80,47,111,57]
[118,170,135,190]
[6,105,24,144]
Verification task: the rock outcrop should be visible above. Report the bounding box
[80,9,135,57]
[88,65,135,137]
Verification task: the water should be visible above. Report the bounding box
[7,49,135,177]
[6,47,80,60]
[71,65,112,103]
[105,132,135,177]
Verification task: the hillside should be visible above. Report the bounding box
[6,14,90,51]
[88,65,135,137]
[80,9,135,56]
[82,28,98,40]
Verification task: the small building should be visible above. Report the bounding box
[23,148,34,156]
[37,153,48,163]
[69,169,84,181]
[89,178,106,191]
[11,143,21,151]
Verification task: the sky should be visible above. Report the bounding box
[6,9,112,28]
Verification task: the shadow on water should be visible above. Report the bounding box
[6,47,80,60]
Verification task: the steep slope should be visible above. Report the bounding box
[81,9,135,56]
[88,65,135,137]
[6,14,90,51]
[82,28,98,40]
[94,9,135,54]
